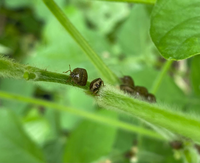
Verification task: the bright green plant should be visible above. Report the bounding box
[0,0,200,163]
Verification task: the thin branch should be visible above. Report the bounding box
[151,60,173,94]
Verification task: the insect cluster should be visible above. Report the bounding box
[120,76,156,103]
[64,66,156,100]
[64,65,104,95]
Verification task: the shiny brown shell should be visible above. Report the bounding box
[70,68,88,86]
[90,78,104,94]
[145,93,156,103]
[120,85,134,95]
[133,86,148,97]
[120,76,134,88]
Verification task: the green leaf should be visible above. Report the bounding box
[150,0,200,60]
[191,55,200,96]
[117,4,153,57]
[60,87,95,131]
[0,109,45,163]
[43,139,65,163]
[138,137,182,163]
[63,109,117,163]
[113,129,136,153]
[4,0,33,8]
[0,79,35,115]
[113,116,138,154]
[85,2,129,34]
[23,108,50,145]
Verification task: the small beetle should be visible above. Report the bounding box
[120,85,134,95]
[120,76,134,88]
[90,78,104,95]
[170,140,183,150]
[145,93,156,103]
[195,144,200,154]
[133,86,148,97]
[63,65,88,86]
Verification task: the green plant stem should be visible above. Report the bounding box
[42,0,119,85]
[26,67,91,90]
[139,60,173,149]
[0,57,90,90]
[97,85,200,143]
[0,90,164,140]
[96,0,156,4]
[151,60,173,94]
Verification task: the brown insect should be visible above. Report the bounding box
[170,140,183,150]
[145,93,156,103]
[133,86,148,97]
[63,65,88,86]
[90,78,104,95]
[120,76,157,103]
[120,76,134,88]
[120,85,134,95]
[195,144,200,154]
[120,76,135,95]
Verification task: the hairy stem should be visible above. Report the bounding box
[0,56,90,90]
[97,85,200,143]
[42,0,119,85]
[0,90,164,140]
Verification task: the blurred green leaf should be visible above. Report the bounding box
[85,2,129,34]
[117,4,154,57]
[150,0,200,60]
[113,116,138,154]
[63,109,117,163]
[0,79,35,115]
[23,108,50,145]
[45,109,61,139]
[4,0,33,8]
[4,0,65,21]
[138,137,182,163]
[191,55,200,96]
[113,130,136,153]
[60,87,95,130]
[43,138,65,163]
[0,109,45,163]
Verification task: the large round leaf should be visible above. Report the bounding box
[150,0,200,60]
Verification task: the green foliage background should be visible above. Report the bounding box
[0,0,200,163]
